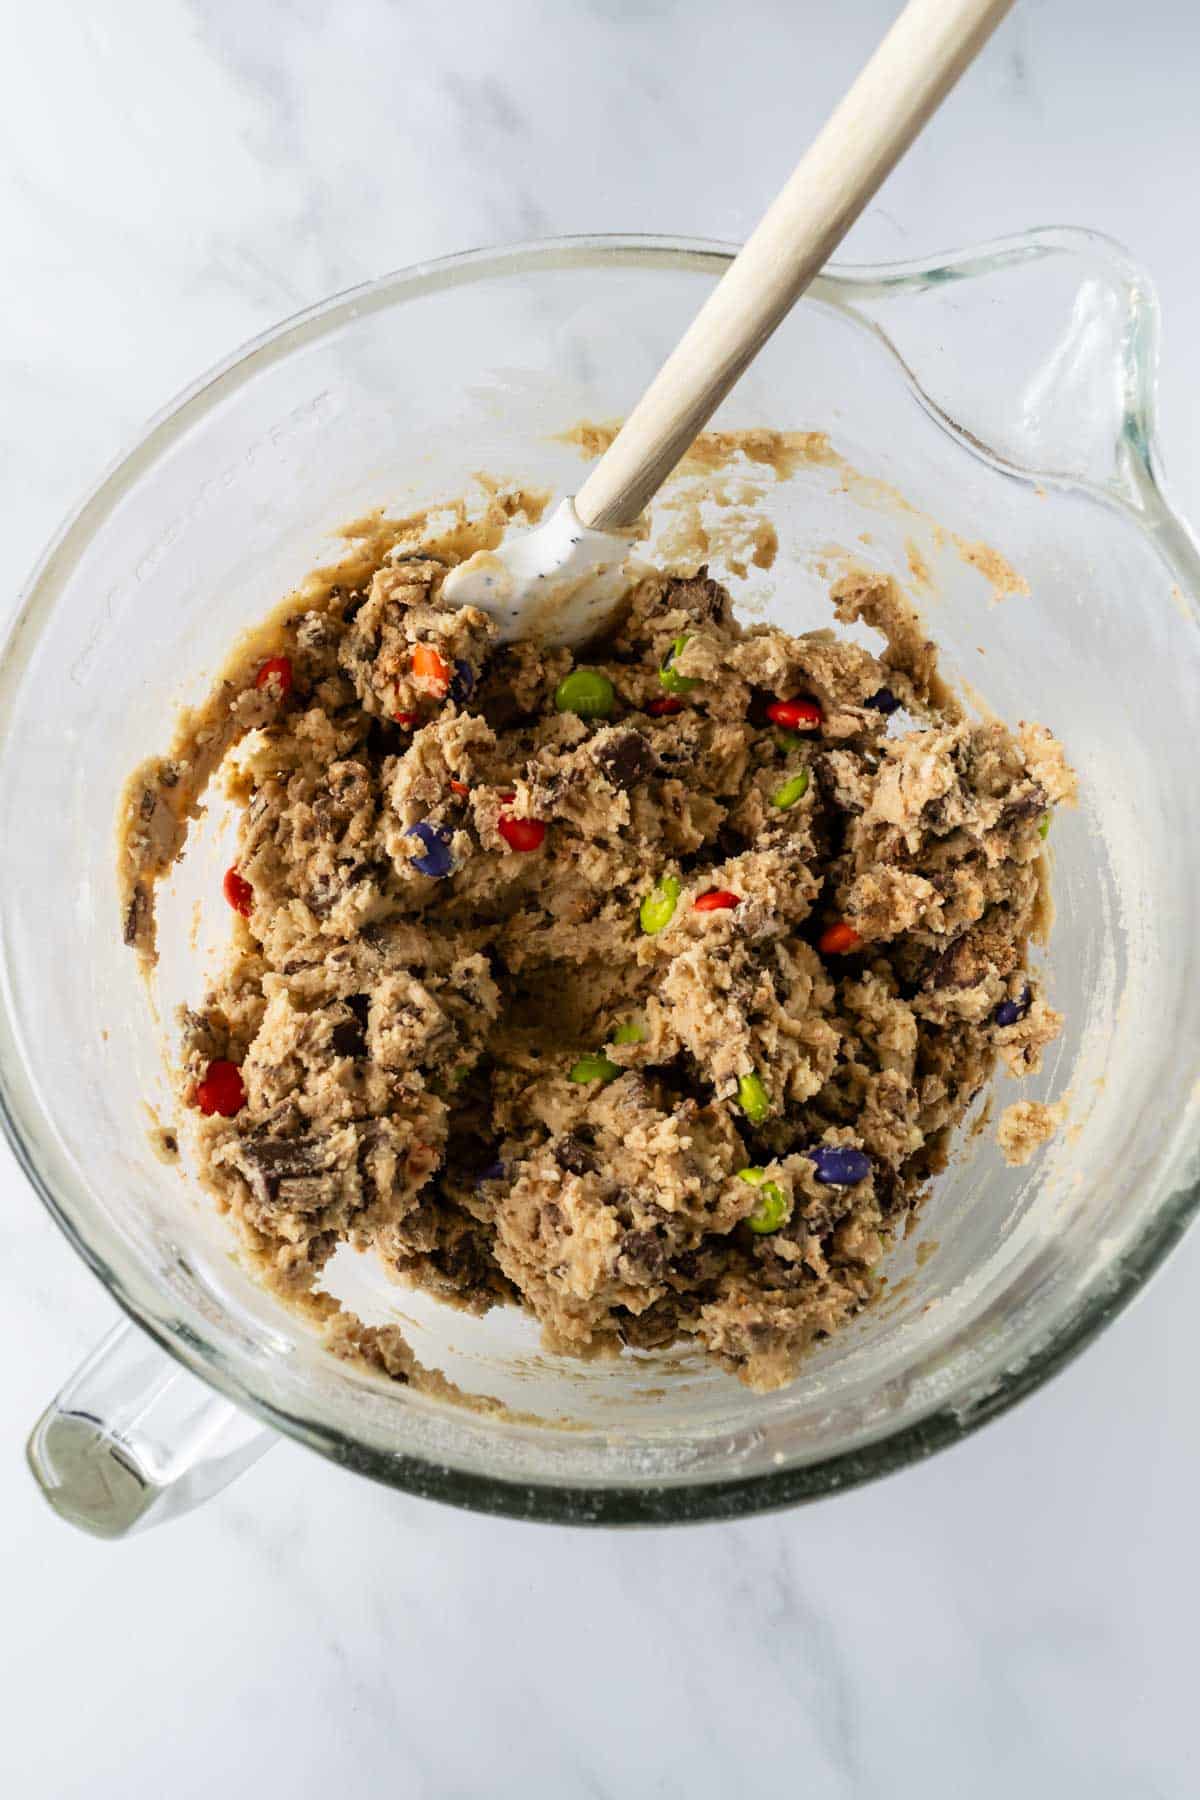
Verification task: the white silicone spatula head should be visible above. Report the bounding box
[442,497,635,646]
[443,0,1013,646]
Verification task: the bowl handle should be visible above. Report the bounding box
[25,1322,275,1538]
[818,227,1162,508]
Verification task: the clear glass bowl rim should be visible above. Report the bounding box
[5,228,1199,1525]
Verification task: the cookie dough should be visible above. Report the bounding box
[121,519,1074,1392]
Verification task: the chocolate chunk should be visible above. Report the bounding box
[432,1229,493,1293]
[480,689,523,731]
[179,1005,225,1061]
[554,1132,596,1176]
[123,885,149,946]
[753,1245,807,1288]
[872,1163,900,1214]
[662,569,732,625]
[615,1299,680,1349]
[139,788,156,821]
[1000,786,1048,826]
[235,1137,329,1177]
[230,1133,347,1211]
[330,1017,367,1059]
[594,729,656,791]
[925,918,1018,990]
[617,1228,667,1282]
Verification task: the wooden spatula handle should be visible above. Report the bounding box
[575,0,1013,532]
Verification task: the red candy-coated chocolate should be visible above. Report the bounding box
[498,813,546,853]
[255,655,293,698]
[449,780,470,798]
[647,695,685,717]
[223,866,253,917]
[194,1059,246,1117]
[819,921,863,955]
[694,889,739,912]
[766,698,821,730]
[393,711,420,728]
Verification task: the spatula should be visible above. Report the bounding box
[443,0,1013,644]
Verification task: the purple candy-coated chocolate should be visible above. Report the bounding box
[994,983,1032,1028]
[406,821,454,878]
[450,659,476,703]
[867,687,900,715]
[811,1145,871,1186]
[476,1160,506,1188]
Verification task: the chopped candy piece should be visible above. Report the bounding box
[223,867,253,917]
[498,812,546,852]
[255,655,293,698]
[694,889,739,912]
[738,1168,790,1233]
[811,1145,871,1186]
[555,669,615,718]
[195,1060,245,1117]
[569,1053,621,1085]
[737,1072,770,1126]
[766,698,821,731]
[659,635,699,695]
[412,643,450,694]
[771,772,810,809]
[995,984,1032,1028]
[819,922,863,955]
[406,821,454,878]
[640,876,681,934]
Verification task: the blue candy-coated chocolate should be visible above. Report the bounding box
[406,821,454,878]
[867,687,900,714]
[810,1145,871,1186]
[450,659,476,703]
[994,984,1032,1028]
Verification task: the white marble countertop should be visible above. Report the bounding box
[1,2,1196,1794]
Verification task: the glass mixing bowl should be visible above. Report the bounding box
[6,232,1199,1536]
